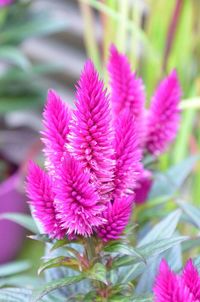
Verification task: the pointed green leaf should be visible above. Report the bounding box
[0,261,31,277]
[87,263,107,285]
[38,256,80,275]
[0,213,38,233]
[178,201,200,229]
[32,274,85,301]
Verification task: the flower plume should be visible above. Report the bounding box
[107,44,145,118]
[113,110,142,198]
[68,60,114,197]
[145,70,182,155]
[55,156,105,237]
[26,161,65,239]
[154,259,200,302]
[42,89,71,173]
[98,196,134,241]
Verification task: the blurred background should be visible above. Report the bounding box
[0,0,199,277]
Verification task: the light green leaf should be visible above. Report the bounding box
[32,274,85,302]
[0,46,30,70]
[0,213,38,233]
[138,210,181,247]
[0,261,31,277]
[149,156,199,200]
[178,201,200,229]
[0,288,32,302]
[87,263,107,285]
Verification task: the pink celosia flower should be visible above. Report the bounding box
[54,156,105,236]
[42,89,71,174]
[26,161,65,239]
[112,110,142,199]
[0,0,12,7]
[97,196,134,241]
[145,70,182,155]
[134,169,153,204]
[107,44,145,119]
[68,60,114,197]
[154,259,200,302]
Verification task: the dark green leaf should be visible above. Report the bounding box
[0,213,38,233]
[0,46,30,70]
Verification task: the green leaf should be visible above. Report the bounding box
[28,234,51,243]
[0,275,42,288]
[32,274,85,302]
[0,46,30,70]
[0,261,31,277]
[0,213,38,233]
[0,288,32,302]
[87,263,107,285]
[178,201,200,229]
[112,236,187,269]
[50,238,71,251]
[131,295,153,302]
[104,242,145,263]
[138,210,182,247]
[38,256,80,275]
[149,156,199,200]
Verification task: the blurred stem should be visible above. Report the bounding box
[129,2,140,68]
[79,1,101,71]
[116,0,129,52]
[162,0,184,71]
[86,237,96,261]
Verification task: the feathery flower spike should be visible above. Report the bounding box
[42,89,71,173]
[113,110,142,198]
[97,196,133,241]
[26,161,65,239]
[107,44,145,119]
[68,60,114,197]
[145,70,182,155]
[55,156,105,237]
[154,259,199,302]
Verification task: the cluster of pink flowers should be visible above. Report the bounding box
[154,259,200,301]
[26,45,181,240]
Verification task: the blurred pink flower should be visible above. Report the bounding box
[107,44,145,119]
[97,195,134,241]
[0,0,12,7]
[145,70,182,155]
[134,169,153,204]
[154,259,200,302]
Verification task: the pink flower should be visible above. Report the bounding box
[68,60,115,197]
[42,89,71,174]
[26,161,65,239]
[107,44,145,119]
[97,196,134,241]
[112,110,142,199]
[54,156,105,237]
[154,259,200,302]
[134,169,153,204]
[145,70,182,155]
[0,0,12,7]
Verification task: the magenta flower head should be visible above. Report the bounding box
[26,56,142,240]
[154,259,200,302]
[54,156,105,237]
[97,195,134,241]
[0,0,13,7]
[68,60,115,198]
[107,44,145,119]
[145,70,182,155]
[26,161,65,239]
